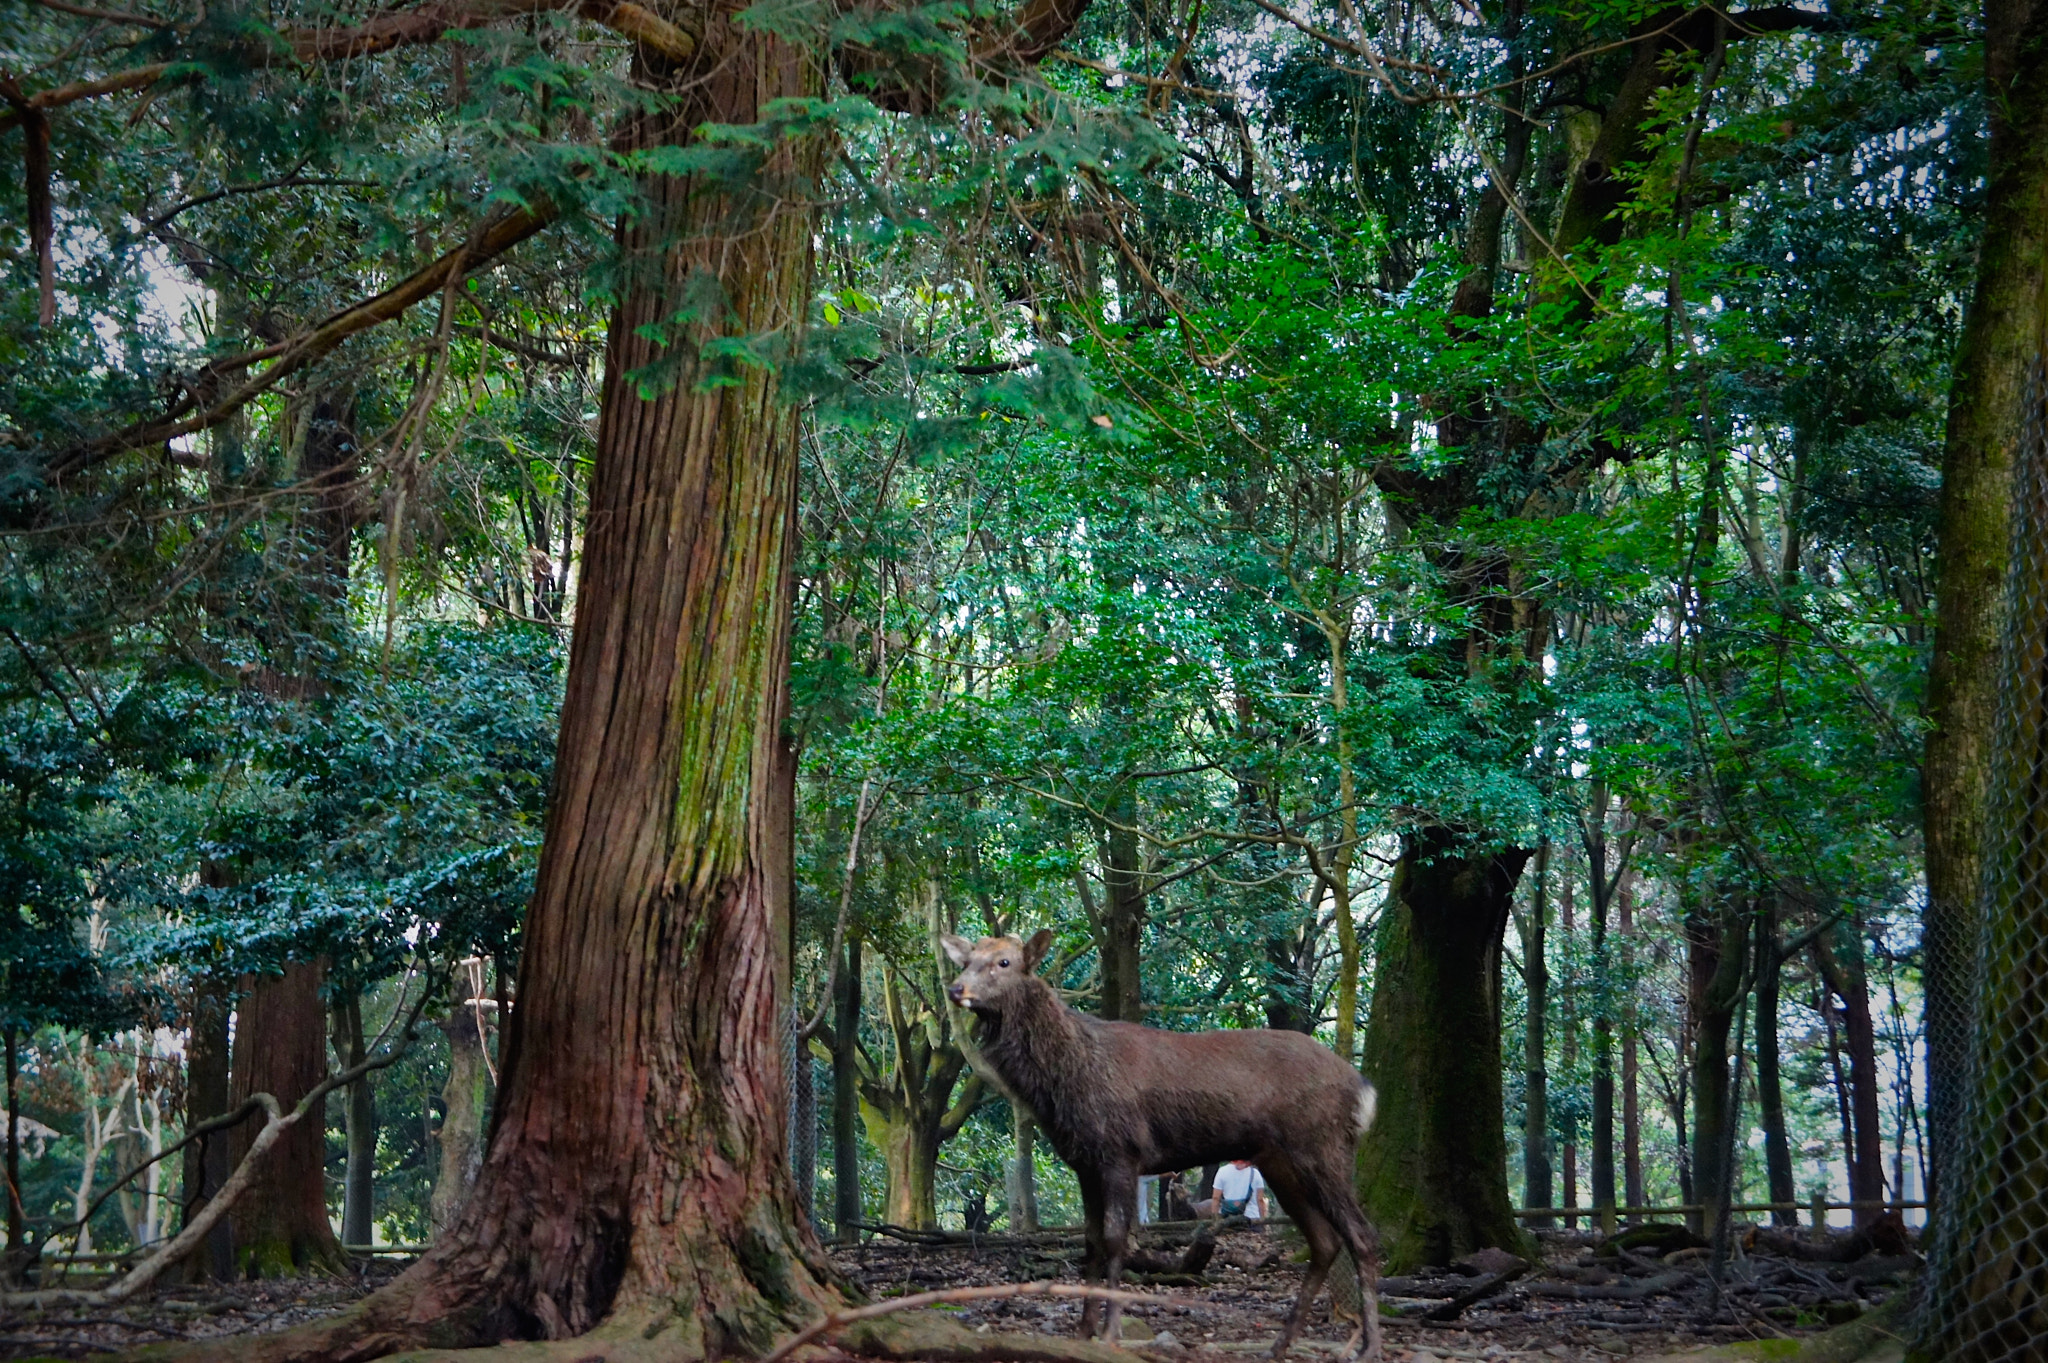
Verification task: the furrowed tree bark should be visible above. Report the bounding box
[1921,0,2048,1215]
[1520,840,1553,1226]
[1356,830,1532,1269]
[384,12,835,1340]
[229,960,346,1277]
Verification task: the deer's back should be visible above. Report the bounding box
[1062,1018,1364,1173]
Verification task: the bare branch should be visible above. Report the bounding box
[759,1281,1178,1363]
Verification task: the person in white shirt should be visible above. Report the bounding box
[1210,1158,1268,1219]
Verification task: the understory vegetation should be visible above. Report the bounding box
[0,0,2037,1354]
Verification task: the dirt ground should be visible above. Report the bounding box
[0,1222,1917,1361]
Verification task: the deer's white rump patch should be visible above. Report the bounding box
[1356,1081,1378,1137]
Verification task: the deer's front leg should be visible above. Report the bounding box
[1098,1165,1138,1343]
[1078,1176,1108,1338]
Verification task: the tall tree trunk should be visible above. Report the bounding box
[1814,926,1888,1226]
[431,1004,490,1237]
[1007,1099,1039,1233]
[1356,830,1531,1268]
[1686,895,1749,1238]
[177,977,234,1280]
[1620,876,1643,1218]
[1584,781,1616,1231]
[1819,973,1857,1203]
[832,935,863,1243]
[1097,814,1146,1023]
[1521,841,1553,1225]
[332,993,377,1248]
[1560,863,1578,1227]
[1920,0,2048,1212]
[6,1026,20,1253]
[230,960,346,1277]
[1754,907,1796,1226]
[865,1109,941,1231]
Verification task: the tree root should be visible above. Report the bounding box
[759,1281,1177,1363]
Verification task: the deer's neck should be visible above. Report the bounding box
[983,982,1094,1144]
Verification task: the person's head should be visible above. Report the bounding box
[1231,1158,1253,1170]
[942,930,1055,1014]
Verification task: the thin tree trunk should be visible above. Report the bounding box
[1008,1098,1039,1233]
[1686,894,1748,1238]
[1522,841,1553,1226]
[178,977,234,1279]
[333,993,377,1248]
[1560,862,1578,1228]
[1097,814,1146,1024]
[833,935,864,1243]
[1356,829,1531,1268]
[1754,907,1796,1226]
[1620,876,1643,1218]
[6,1026,20,1252]
[229,960,345,1276]
[431,1005,490,1236]
[1814,926,1888,1226]
[1585,780,1616,1231]
[1819,972,1856,1205]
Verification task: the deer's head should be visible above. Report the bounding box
[942,929,1054,1015]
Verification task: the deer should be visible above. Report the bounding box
[942,929,1383,1363]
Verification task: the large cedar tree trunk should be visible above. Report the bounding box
[1356,831,1531,1268]
[197,18,843,1351]
[229,960,346,1276]
[400,18,834,1341]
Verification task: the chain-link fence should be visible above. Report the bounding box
[1918,361,2048,1360]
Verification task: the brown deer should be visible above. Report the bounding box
[943,930,1383,1362]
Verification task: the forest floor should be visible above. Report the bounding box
[0,1222,1918,1361]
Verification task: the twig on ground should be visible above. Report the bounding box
[1423,1263,1529,1321]
[759,1280,1178,1363]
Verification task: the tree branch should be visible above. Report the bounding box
[48,200,557,482]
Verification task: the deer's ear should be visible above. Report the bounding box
[1022,928,1054,973]
[941,933,975,968]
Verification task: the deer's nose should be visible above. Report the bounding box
[947,984,967,1004]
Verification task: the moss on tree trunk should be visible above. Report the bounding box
[1356,831,1532,1270]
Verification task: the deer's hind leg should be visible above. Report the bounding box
[1326,1185,1383,1363]
[1261,1161,1338,1362]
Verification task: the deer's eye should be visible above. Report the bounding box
[999,959,1011,968]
